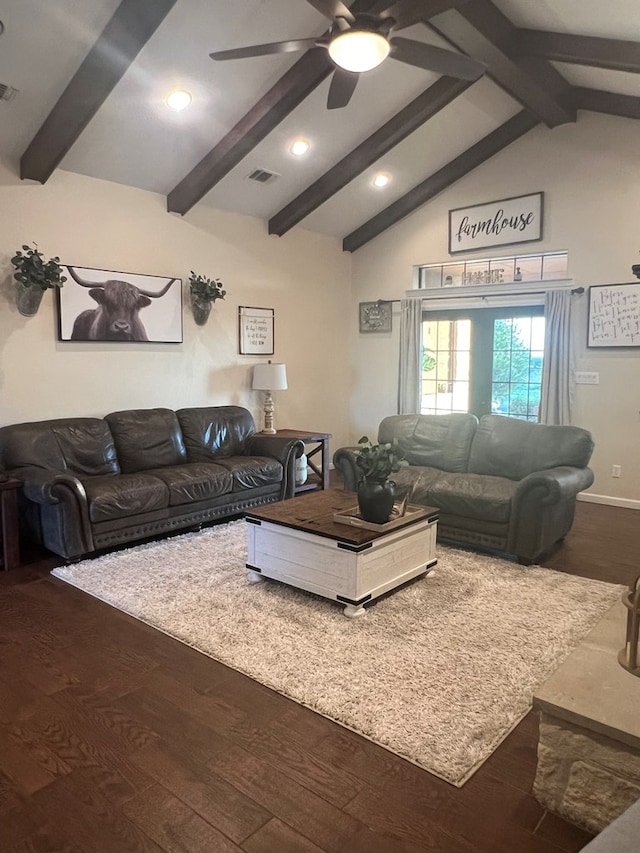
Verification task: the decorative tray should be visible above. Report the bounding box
[333,503,425,532]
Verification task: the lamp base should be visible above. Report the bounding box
[262,391,276,434]
[261,428,277,435]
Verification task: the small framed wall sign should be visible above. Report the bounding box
[448,192,544,254]
[588,282,640,347]
[359,301,392,333]
[239,306,274,354]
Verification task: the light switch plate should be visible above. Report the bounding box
[575,371,599,385]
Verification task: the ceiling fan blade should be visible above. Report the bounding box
[327,68,359,109]
[210,39,319,61]
[305,0,355,24]
[390,37,486,80]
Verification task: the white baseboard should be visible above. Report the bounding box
[578,493,640,510]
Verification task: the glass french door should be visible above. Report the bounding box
[421,307,545,421]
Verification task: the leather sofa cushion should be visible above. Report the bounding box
[468,414,595,481]
[105,408,187,473]
[392,466,514,523]
[0,418,119,476]
[391,466,443,506]
[53,422,119,476]
[429,472,515,524]
[177,406,256,461]
[215,455,282,490]
[146,463,233,506]
[83,473,169,522]
[378,413,478,473]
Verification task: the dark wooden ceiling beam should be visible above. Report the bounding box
[167,0,394,215]
[269,76,473,237]
[574,88,640,120]
[428,0,576,128]
[167,49,334,215]
[343,109,538,252]
[516,30,640,74]
[20,0,177,183]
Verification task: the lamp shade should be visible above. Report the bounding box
[252,362,288,391]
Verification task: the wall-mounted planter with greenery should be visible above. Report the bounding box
[11,243,67,316]
[189,271,226,326]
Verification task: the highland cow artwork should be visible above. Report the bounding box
[57,266,182,343]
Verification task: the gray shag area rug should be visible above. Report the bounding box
[52,520,622,786]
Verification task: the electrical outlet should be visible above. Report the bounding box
[575,371,599,385]
[612,465,622,478]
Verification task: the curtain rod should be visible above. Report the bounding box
[375,286,584,304]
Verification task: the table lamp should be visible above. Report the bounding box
[252,361,287,434]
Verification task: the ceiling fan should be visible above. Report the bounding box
[209,0,487,109]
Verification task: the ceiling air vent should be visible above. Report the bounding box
[246,168,279,185]
[0,84,18,103]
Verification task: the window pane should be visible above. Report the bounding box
[423,311,544,421]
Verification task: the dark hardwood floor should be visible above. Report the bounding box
[1,497,638,852]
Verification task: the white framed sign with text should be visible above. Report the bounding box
[448,192,544,254]
[238,306,274,355]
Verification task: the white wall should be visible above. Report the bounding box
[350,112,640,503]
[0,167,353,451]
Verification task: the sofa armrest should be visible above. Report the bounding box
[10,466,87,505]
[508,465,594,562]
[332,446,361,491]
[10,466,95,558]
[245,435,305,499]
[513,465,595,509]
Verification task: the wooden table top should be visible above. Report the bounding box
[245,489,438,548]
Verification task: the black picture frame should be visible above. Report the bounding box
[57,265,182,343]
[359,301,392,333]
[587,282,640,347]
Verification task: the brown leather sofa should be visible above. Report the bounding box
[334,413,595,564]
[0,406,303,560]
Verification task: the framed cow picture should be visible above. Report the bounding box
[57,265,183,343]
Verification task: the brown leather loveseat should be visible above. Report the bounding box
[0,406,303,560]
[334,413,595,564]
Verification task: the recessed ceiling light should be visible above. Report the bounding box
[373,172,390,188]
[166,89,192,111]
[290,138,310,157]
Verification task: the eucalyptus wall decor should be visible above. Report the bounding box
[11,243,67,316]
[189,271,226,326]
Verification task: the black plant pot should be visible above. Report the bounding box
[357,479,396,524]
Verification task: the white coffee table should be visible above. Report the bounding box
[245,490,438,618]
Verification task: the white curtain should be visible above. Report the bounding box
[398,298,422,414]
[540,288,573,424]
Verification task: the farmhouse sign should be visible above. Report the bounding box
[448,192,544,254]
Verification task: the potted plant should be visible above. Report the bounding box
[355,436,407,523]
[11,243,67,316]
[189,271,226,326]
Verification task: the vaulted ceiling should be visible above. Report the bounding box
[1,0,638,251]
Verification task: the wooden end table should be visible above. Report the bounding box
[0,478,21,570]
[275,429,331,494]
[245,490,438,618]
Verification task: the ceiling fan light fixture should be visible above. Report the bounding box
[328,30,390,73]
